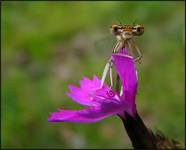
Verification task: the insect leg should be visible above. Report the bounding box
[120,85,123,96]
[125,40,133,56]
[113,41,123,53]
[109,61,113,88]
[100,59,111,88]
[134,45,143,63]
[131,39,143,62]
[112,41,120,53]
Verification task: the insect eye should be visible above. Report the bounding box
[136,27,141,32]
[113,26,118,32]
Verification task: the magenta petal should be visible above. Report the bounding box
[112,52,137,96]
[80,76,93,91]
[112,50,138,115]
[48,99,128,123]
[119,48,129,55]
[79,76,101,92]
[67,76,111,106]
[92,75,102,87]
[67,84,93,106]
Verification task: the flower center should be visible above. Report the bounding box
[107,90,115,98]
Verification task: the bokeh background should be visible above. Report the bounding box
[1,1,185,149]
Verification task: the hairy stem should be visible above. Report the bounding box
[120,112,156,149]
[115,74,156,149]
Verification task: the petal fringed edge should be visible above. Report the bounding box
[67,84,93,106]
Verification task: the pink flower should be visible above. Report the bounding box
[48,48,138,123]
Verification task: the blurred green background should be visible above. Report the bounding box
[1,1,185,149]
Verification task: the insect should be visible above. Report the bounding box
[100,23,144,89]
[110,24,144,61]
